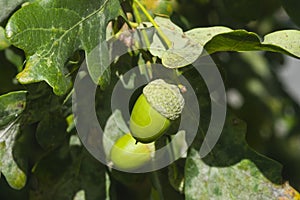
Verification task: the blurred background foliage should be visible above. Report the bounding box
[0,0,300,197]
[169,0,300,190]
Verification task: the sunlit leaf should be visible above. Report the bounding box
[203,29,300,58]
[150,17,203,68]
[0,91,27,189]
[185,149,298,200]
[263,30,300,58]
[6,0,122,95]
[185,26,232,46]
[185,113,287,199]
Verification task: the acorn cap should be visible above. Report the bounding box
[143,79,184,120]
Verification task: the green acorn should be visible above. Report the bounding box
[130,79,184,143]
[110,133,155,170]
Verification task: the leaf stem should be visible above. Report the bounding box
[132,3,151,48]
[63,88,74,105]
[151,171,165,200]
[133,0,172,49]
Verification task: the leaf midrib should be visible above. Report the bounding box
[46,0,111,55]
[13,0,111,62]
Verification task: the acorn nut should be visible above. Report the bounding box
[130,79,184,143]
[110,133,155,170]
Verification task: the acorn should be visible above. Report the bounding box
[110,133,155,170]
[130,79,184,143]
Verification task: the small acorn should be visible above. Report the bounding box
[110,133,155,170]
[130,79,184,143]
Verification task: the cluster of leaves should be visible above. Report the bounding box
[0,0,300,199]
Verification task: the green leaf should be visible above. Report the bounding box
[4,48,24,72]
[6,0,122,95]
[73,190,85,200]
[185,149,300,200]
[263,30,300,58]
[0,91,26,128]
[0,123,27,190]
[162,42,203,68]
[170,130,188,159]
[150,17,203,68]
[184,113,287,199]
[0,26,10,50]
[36,112,67,150]
[168,159,185,194]
[152,21,300,69]
[0,91,27,189]
[30,147,106,200]
[20,84,62,125]
[150,16,183,58]
[185,26,232,47]
[86,43,111,90]
[201,29,300,58]
[66,114,75,133]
